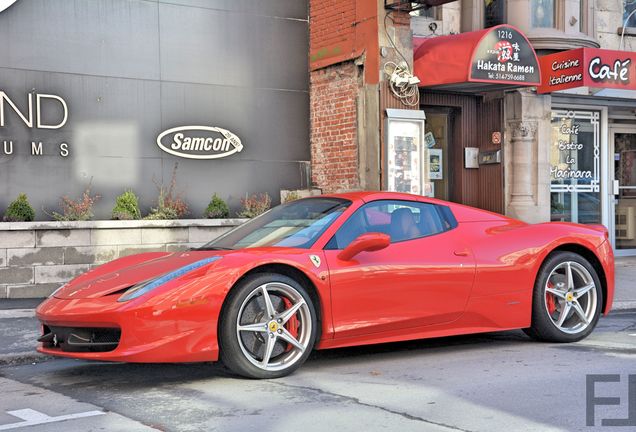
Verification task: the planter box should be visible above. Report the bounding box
[0,219,245,299]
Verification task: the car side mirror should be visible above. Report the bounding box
[337,232,390,261]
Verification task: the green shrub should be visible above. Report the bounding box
[112,190,141,220]
[283,190,301,203]
[204,194,229,219]
[51,185,101,221]
[237,193,271,218]
[3,193,35,222]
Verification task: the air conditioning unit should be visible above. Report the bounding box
[616,206,635,240]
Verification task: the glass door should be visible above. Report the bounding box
[612,128,636,256]
[550,109,602,224]
[423,108,452,201]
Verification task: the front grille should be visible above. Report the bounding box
[39,325,121,352]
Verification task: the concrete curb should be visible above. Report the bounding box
[612,301,636,311]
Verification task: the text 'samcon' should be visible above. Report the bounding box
[156,126,243,160]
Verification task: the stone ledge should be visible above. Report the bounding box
[0,218,247,231]
[7,283,61,298]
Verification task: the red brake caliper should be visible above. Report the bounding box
[546,281,557,314]
[282,297,299,352]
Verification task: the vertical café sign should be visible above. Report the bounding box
[550,109,600,193]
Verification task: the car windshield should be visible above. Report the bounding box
[200,197,351,250]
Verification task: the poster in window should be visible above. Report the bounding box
[392,136,418,193]
[428,149,443,180]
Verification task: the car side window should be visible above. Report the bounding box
[325,200,456,249]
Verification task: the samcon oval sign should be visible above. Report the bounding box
[0,0,19,13]
[156,126,243,160]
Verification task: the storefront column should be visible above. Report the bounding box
[509,121,537,205]
[504,89,552,223]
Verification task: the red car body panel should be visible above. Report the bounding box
[36,191,615,363]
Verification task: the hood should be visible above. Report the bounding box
[54,251,224,299]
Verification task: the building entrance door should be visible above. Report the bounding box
[611,127,636,256]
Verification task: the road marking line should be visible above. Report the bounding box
[0,408,105,430]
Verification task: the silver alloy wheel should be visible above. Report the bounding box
[543,261,597,334]
[235,282,312,371]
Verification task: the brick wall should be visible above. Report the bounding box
[310,61,361,193]
[0,219,241,298]
[309,0,379,83]
[309,0,356,54]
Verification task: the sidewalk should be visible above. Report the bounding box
[1,258,635,366]
[613,256,636,309]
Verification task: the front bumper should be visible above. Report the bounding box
[36,295,220,363]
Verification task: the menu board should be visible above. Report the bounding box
[386,118,426,195]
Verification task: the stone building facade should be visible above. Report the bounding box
[309,0,636,255]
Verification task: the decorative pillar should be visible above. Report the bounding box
[509,121,537,205]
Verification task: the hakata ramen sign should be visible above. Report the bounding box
[156,126,243,160]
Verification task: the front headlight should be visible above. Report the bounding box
[118,256,222,302]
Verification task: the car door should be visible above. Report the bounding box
[323,200,475,339]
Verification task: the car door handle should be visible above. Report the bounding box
[453,249,470,257]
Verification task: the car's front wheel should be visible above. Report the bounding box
[524,251,603,342]
[219,273,317,379]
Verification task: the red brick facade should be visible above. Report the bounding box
[309,0,381,193]
[310,62,360,193]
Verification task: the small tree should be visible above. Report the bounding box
[112,190,141,220]
[204,194,230,219]
[3,193,36,222]
[145,163,189,220]
[237,193,271,218]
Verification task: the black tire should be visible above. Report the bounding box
[219,272,318,379]
[524,251,603,343]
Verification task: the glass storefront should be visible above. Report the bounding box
[549,109,602,224]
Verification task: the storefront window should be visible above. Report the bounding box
[484,0,505,28]
[531,0,554,28]
[550,109,601,224]
[624,0,636,28]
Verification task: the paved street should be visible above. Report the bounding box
[0,309,634,432]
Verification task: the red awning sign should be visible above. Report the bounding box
[537,48,636,94]
[413,25,541,91]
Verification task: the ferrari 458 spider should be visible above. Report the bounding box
[36,192,614,378]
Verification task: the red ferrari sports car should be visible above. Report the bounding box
[36,192,614,378]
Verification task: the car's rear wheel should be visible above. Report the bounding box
[524,251,603,342]
[219,273,317,379]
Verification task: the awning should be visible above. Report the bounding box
[413,25,541,92]
[537,48,636,94]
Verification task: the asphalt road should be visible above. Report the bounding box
[0,311,635,432]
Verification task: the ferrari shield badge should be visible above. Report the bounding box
[309,255,321,268]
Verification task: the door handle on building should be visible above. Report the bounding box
[613,179,620,195]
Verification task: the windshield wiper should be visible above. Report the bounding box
[193,246,234,251]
